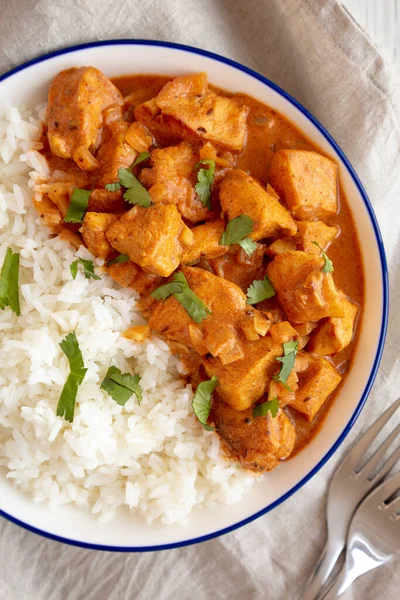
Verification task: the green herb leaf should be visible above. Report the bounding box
[246,275,276,305]
[64,188,91,223]
[150,271,211,323]
[107,254,130,266]
[105,182,121,192]
[272,340,299,388]
[194,159,216,209]
[70,258,101,280]
[252,397,279,418]
[100,365,142,406]
[192,375,218,430]
[132,151,151,168]
[237,237,258,257]
[219,215,255,256]
[118,168,152,207]
[0,247,20,316]
[311,241,334,273]
[56,332,87,422]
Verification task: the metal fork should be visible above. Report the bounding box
[321,470,400,598]
[300,397,400,600]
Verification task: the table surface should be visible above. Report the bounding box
[342,0,399,64]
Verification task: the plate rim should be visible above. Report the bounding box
[0,38,389,552]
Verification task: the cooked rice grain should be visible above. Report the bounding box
[0,105,255,525]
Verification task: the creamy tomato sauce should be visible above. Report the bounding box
[110,74,364,456]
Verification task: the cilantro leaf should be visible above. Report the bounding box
[132,151,151,168]
[107,254,130,266]
[246,275,276,305]
[70,258,101,280]
[0,247,20,316]
[272,340,299,388]
[194,159,216,209]
[100,365,142,406]
[56,332,87,422]
[192,376,218,430]
[118,168,151,207]
[151,272,211,323]
[174,287,211,324]
[237,237,258,257]
[105,182,121,192]
[311,241,334,273]
[219,215,256,256]
[252,397,279,418]
[64,188,91,223]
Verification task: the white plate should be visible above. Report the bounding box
[0,40,388,551]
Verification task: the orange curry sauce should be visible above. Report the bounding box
[40,73,364,461]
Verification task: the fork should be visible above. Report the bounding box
[300,397,400,600]
[320,470,400,598]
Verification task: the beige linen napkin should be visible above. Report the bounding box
[0,1,399,599]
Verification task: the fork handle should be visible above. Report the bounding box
[299,538,343,600]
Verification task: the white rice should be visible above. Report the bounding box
[0,104,255,525]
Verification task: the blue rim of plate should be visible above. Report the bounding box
[0,39,389,552]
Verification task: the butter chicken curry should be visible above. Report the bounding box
[35,67,363,473]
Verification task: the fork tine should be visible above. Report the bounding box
[370,444,400,484]
[369,472,400,505]
[385,496,400,511]
[343,398,400,470]
[358,423,400,480]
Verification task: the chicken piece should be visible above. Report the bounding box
[266,221,338,258]
[267,251,345,323]
[181,220,228,264]
[135,73,248,152]
[140,142,210,223]
[106,204,190,277]
[33,195,63,232]
[148,266,271,366]
[269,150,338,220]
[96,125,137,186]
[266,237,296,258]
[202,323,296,411]
[296,221,338,253]
[87,189,127,213]
[286,353,341,421]
[47,67,123,160]
[108,260,140,287]
[307,296,358,355]
[219,170,297,240]
[209,244,265,291]
[212,398,296,472]
[81,212,119,259]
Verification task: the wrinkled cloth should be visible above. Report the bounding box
[0,1,399,599]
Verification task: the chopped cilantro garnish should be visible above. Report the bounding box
[70,258,100,280]
[246,275,276,305]
[100,365,142,406]
[252,397,279,418]
[118,168,151,207]
[194,159,216,209]
[56,332,87,422]
[192,376,219,430]
[64,188,91,223]
[151,271,211,324]
[312,241,334,273]
[272,341,299,389]
[219,215,256,256]
[0,247,20,316]
[237,237,258,256]
[105,182,121,192]
[132,151,151,168]
[107,254,130,266]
